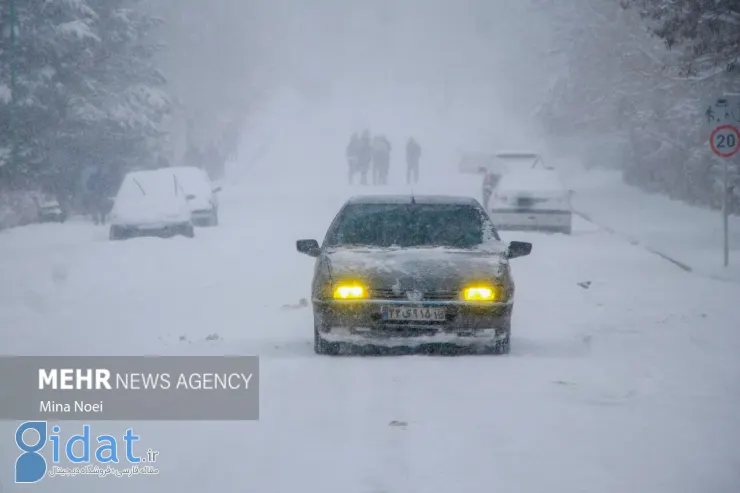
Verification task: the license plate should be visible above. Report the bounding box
[380,306,446,322]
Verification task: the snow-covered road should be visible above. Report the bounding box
[1,161,739,493]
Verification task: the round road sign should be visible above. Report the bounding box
[710,124,740,158]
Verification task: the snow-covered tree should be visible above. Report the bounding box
[0,0,100,187]
[55,0,171,195]
[622,0,740,77]
[0,0,170,200]
[537,0,740,212]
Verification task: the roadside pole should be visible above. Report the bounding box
[708,124,738,267]
[724,156,729,267]
[706,97,740,267]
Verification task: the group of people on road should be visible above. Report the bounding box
[346,130,421,186]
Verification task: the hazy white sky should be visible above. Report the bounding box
[155,0,561,165]
[247,0,557,147]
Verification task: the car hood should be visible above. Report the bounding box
[325,246,508,291]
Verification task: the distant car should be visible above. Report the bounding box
[108,168,194,240]
[488,168,573,235]
[296,195,533,355]
[34,194,66,223]
[482,152,552,207]
[169,166,221,227]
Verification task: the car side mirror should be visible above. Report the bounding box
[296,239,321,257]
[506,241,532,259]
[186,194,196,201]
[212,186,222,193]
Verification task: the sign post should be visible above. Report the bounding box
[706,97,740,267]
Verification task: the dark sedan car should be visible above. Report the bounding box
[296,195,532,355]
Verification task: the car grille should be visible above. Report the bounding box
[370,288,459,301]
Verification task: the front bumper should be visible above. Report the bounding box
[38,209,65,221]
[314,299,511,347]
[190,209,215,226]
[110,222,191,239]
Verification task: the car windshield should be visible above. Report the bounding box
[116,171,182,202]
[325,203,498,248]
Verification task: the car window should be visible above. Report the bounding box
[115,176,147,201]
[116,172,182,202]
[325,203,500,248]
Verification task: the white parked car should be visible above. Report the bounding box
[169,166,221,226]
[108,168,194,240]
[488,168,573,235]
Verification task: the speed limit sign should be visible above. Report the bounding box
[710,124,740,158]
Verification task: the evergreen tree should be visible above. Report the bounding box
[61,0,171,197]
[0,0,170,200]
[0,0,100,188]
[622,0,740,76]
[537,0,740,211]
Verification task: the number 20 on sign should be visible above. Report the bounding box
[710,124,740,158]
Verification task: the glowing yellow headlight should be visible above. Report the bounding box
[463,286,497,301]
[333,284,367,299]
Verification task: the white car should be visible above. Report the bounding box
[108,168,194,240]
[488,168,573,235]
[169,166,221,226]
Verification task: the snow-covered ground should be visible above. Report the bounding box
[1,97,739,492]
[557,163,740,283]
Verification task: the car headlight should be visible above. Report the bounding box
[462,285,500,301]
[333,283,368,299]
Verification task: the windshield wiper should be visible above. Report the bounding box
[133,178,146,196]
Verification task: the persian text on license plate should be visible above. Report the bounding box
[380,306,446,322]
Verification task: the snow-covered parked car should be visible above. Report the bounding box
[296,195,533,355]
[488,167,573,235]
[169,166,221,226]
[108,168,195,240]
[33,193,66,223]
